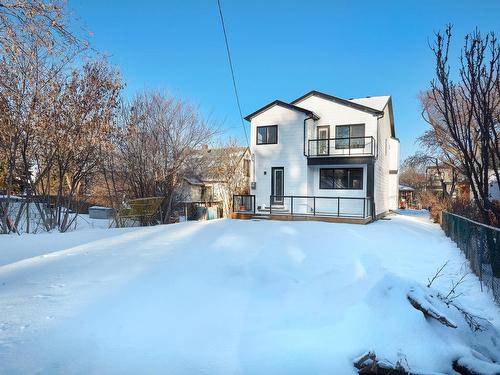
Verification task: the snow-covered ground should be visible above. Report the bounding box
[0,210,498,374]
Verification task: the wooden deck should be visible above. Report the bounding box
[231,212,372,224]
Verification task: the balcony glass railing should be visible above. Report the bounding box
[307,136,375,157]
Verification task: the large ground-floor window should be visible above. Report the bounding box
[319,168,363,189]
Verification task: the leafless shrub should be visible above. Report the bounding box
[427,260,449,287]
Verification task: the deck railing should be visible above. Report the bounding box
[269,195,372,218]
[233,195,256,214]
[307,136,375,157]
[233,195,372,219]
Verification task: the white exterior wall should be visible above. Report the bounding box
[296,96,378,148]
[308,164,367,197]
[373,104,399,216]
[248,94,399,219]
[388,138,400,210]
[307,164,368,216]
[249,105,308,208]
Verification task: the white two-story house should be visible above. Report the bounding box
[233,90,399,223]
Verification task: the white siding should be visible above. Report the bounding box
[248,94,400,219]
[307,164,368,216]
[250,105,308,208]
[388,138,400,210]
[373,103,399,216]
[296,96,378,149]
[308,165,367,198]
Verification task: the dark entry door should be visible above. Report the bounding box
[271,167,284,205]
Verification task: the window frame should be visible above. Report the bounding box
[334,124,366,149]
[256,125,278,145]
[319,167,364,190]
[316,125,330,156]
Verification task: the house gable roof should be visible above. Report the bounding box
[348,96,391,112]
[244,100,319,122]
[291,90,384,116]
[187,146,250,184]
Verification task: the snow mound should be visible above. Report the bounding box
[353,274,500,373]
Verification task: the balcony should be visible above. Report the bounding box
[307,136,375,158]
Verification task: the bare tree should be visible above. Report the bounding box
[111,92,218,225]
[399,158,425,187]
[0,0,86,233]
[405,151,458,198]
[196,139,250,217]
[423,25,500,225]
[52,61,121,232]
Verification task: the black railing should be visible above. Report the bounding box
[233,195,255,213]
[268,195,372,219]
[232,194,373,219]
[307,136,375,157]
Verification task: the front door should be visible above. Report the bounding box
[317,126,330,155]
[271,167,284,205]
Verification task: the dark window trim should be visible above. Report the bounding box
[316,125,331,155]
[334,124,366,150]
[334,122,366,129]
[271,167,284,205]
[319,167,364,190]
[316,125,330,138]
[256,125,278,145]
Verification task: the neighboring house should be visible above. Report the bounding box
[234,90,400,222]
[425,165,470,200]
[399,184,416,209]
[180,146,251,219]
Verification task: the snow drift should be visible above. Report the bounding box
[0,210,498,374]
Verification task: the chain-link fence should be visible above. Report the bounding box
[441,211,500,303]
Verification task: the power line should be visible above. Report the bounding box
[216,0,249,146]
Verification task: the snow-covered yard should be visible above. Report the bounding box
[0,210,498,374]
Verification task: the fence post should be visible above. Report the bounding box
[313,197,316,216]
[290,196,294,215]
[479,230,483,292]
[337,198,340,217]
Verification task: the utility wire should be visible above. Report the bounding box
[216,0,249,146]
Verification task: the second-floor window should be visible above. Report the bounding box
[257,125,278,145]
[335,124,365,149]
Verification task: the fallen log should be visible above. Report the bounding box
[353,351,408,375]
[452,356,500,375]
[407,290,457,328]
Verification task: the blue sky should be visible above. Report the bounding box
[69,0,500,158]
